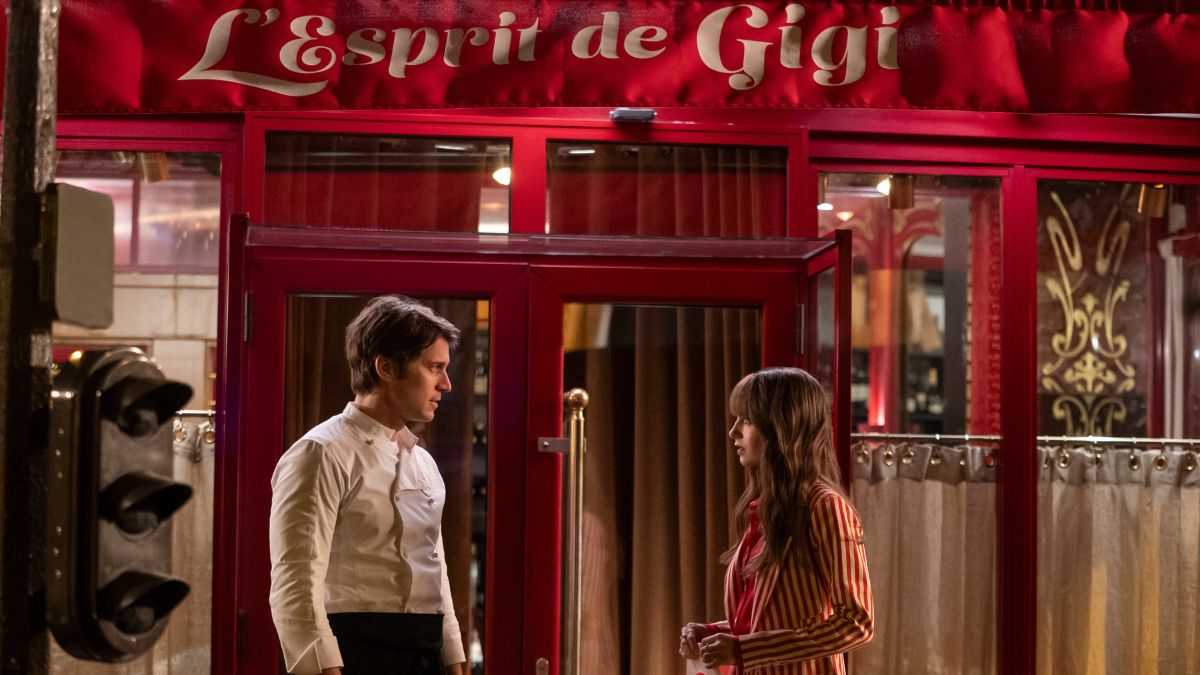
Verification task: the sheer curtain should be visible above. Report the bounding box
[851,442,997,675]
[1037,446,1200,675]
[852,441,1200,675]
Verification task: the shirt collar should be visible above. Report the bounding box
[343,403,419,453]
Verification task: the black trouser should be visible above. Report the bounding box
[327,612,444,675]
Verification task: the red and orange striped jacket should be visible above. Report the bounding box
[715,483,874,675]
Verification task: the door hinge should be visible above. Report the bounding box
[242,291,252,343]
[797,303,806,356]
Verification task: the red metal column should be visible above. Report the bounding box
[998,166,1038,674]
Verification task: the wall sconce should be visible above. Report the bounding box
[492,166,512,187]
[888,174,914,210]
[1137,183,1169,218]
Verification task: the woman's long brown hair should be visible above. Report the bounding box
[722,367,846,576]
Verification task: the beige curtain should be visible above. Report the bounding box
[852,442,1200,675]
[851,443,997,675]
[1037,446,1200,675]
[49,423,215,674]
[572,305,760,675]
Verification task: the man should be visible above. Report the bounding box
[269,296,469,675]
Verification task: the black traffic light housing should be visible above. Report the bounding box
[48,348,195,661]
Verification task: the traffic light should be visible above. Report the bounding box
[47,348,195,661]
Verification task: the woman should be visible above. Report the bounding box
[679,368,873,674]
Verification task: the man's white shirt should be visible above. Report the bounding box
[269,403,465,674]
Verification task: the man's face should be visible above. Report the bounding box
[387,337,452,426]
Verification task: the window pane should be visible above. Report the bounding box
[1036,179,1200,674]
[50,150,221,674]
[264,133,511,232]
[547,141,786,237]
[563,303,760,674]
[821,172,1002,675]
[57,151,220,272]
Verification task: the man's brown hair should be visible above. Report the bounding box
[344,296,461,395]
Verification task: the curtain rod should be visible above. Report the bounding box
[176,408,215,417]
[851,432,1200,447]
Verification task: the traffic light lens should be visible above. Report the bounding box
[100,473,194,535]
[100,377,192,438]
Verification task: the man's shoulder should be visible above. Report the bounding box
[280,413,355,462]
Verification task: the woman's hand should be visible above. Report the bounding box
[678,622,711,659]
[698,633,737,667]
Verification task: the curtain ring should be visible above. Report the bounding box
[1185,452,1198,473]
[1092,447,1104,467]
[1128,451,1141,471]
[199,420,216,445]
[1057,447,1072,469]
[1042,448,1052,469]
[900,446,916,465]
[984,449,996,468]
[856,443,871,464]
[882,444,896,466]
[1154,451,1169,471]
[172,417,188,443]
[929,447,943,466]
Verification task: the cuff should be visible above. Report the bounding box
[441,621,466,667]
[284,634,342,675]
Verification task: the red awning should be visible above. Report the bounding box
[22,0,1200,114]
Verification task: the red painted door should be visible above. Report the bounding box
[233,233,845,675]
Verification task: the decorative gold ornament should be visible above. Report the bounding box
[1040,188,1136,436]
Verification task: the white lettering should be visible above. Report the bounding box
[344,27,386,66]
[779,4,805,69]
[443,27,489,67]
[624,25,667,59]
[493,11,516,65]
[388,27,438,78]
[517,18,543,62]
[179,8,329,97]
[811,25,866,86]
[571,11,621,59]
[280,15,338,74]
[697,4,769,91]
[876,7,899,70]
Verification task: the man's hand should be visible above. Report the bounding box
[445,661,468,675]
[678,622,711,659]
[698,633,737,667]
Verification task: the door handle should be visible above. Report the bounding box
[560,389,588,675]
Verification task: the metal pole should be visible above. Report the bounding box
[0,1,59,673]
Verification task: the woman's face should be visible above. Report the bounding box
[729,415,766,468]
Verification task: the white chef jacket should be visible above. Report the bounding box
[269,403,465,674]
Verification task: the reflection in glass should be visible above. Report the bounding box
[49,149,222,675]
[1036,181,1200,674]
[264,134,511,233]
[57,151,222,271]
[547,141,787,237]
[819,173,1000,436]
[822,172,1002,675]
[562,303,760,675]
[284,296,489,674]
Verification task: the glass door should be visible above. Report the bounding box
[521,239,848,675]
[235,232,847,675]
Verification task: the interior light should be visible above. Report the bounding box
[817,203,834,211]
[566,148,596,156]
[492,167,511,186]
[70,350,83,362]
[876,178,891,196]
[836,211,855,222]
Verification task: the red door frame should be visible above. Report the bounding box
[236,239,835,675]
